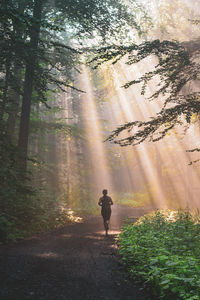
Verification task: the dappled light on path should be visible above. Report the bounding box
[0,208,154,300]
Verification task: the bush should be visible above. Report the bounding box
[0,128,81,243]
[118,210,200,300]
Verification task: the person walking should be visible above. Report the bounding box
[98,189,113,236]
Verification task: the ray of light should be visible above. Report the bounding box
[116,58,200,208]
[79,66,113,197]
[110,65,166,208]
[100,73,154,204]
[117,62,185,206]
[134,59,200,207]
[116,62,191,207]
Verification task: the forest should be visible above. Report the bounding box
[0,0,200,299]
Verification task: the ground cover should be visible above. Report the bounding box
[118,210,200,300]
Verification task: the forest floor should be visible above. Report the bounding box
[0,205,157,300]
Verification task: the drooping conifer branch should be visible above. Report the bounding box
[91,37,200,153]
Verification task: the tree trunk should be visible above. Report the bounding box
[0,58,11,122]
[7,69,21,140]
[7,1,26,140]
[18,0,43,173]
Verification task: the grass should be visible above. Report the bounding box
[114,191,151,207]
[118,210,200,300]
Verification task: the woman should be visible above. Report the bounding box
[98,189,113,236]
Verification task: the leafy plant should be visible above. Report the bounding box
[118,210,200,299]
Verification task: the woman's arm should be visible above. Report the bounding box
[98,198,102,206]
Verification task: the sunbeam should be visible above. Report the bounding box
[79,66,113,198]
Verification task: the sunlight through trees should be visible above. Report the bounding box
[1,0,200,242]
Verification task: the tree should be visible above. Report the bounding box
[0,0,143,174]
[90,23,200,155]
[18,0,43,172]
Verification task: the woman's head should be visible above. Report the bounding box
[102,189,108,195]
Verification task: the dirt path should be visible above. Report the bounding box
[0,206,155,300]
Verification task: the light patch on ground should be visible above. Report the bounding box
[36,252,60,258]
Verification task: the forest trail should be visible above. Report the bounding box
[0,205,155,300]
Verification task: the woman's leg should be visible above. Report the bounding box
[102,209,111,235]
[103,219,109,235]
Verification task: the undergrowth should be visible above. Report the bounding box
[114,191,151,207]
[118,210,200,300]
[0,188,82,244]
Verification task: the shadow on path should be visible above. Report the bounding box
[0,206,155,300]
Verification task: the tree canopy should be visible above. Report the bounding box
[0,0,147,241]
[90,21,200,154]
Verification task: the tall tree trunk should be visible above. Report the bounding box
[7,0,26,140]
[0,0,10,121]
[7,67,21,140]
[0,58,11,122]
[18,0,43,173]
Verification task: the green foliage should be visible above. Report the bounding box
[114,191,151,207]
[0,126,35,242]
[0,184,80,243]
[0,123,81,243]
[0,0,150,243]
[21,189,82,234]
[90,34,200,153]
[118,210,200,299]
[30,118,83,137]
[106,92,200,146]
